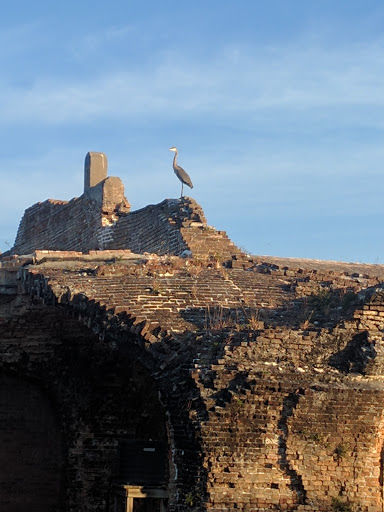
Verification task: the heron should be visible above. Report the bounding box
[169,147,193,197]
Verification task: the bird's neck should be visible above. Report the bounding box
[173,151,178,168]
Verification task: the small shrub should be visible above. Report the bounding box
[211,339,222,355]
[150,282,162,295]
[341,291,358,312]
[307,432,322,443]
[308,288,334,315]
[185,492,197,507]
[205,306,233,330]
[334,443,348,461]
[331,496,353,512]
[297,428,325,445]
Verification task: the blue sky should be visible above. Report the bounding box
[1,1,384,262]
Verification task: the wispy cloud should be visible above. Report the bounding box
[0,22,44,57]
[70,24,135,60]
[1,36,384,126]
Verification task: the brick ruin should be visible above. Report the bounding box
[2,153,384,511]
[12,152,239,259]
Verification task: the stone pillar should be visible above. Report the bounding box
[84,152,108,193]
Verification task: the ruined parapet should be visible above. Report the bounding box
[10,152,242,258]
[99,196,242,258]
[11,152,131,255]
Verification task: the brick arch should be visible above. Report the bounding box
[63,319,209,512]
[21,263,215,510]
[54,311,207,512]
[0,294,181,511]
[0,373,63,512]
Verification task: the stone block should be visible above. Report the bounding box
[84,151,108,192]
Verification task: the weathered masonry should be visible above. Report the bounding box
[2,153,384,511]
[12,152,239,259]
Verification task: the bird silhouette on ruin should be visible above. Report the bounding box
[169,147,193,197]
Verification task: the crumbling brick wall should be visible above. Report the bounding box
[12,192,240,259]
[2,251,381,512]
[11,157,241,259]
[12,176,130,255]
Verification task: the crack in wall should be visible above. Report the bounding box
[278,389,307,507]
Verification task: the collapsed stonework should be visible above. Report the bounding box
[2,153,384,512]
[11,152,239,259]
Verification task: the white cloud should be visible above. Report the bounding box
[0,37,384,126]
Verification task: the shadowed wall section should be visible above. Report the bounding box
[0,291,172,512]
[11,176,130,255]
[0,374,62,512]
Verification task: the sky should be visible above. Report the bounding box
[1,1,384,263]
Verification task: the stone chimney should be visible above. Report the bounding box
[84,152,108,193]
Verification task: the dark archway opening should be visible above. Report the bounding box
[60,338,170,511]
[0,373,62,512]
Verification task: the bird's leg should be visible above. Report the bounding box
[181,183,184,197]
